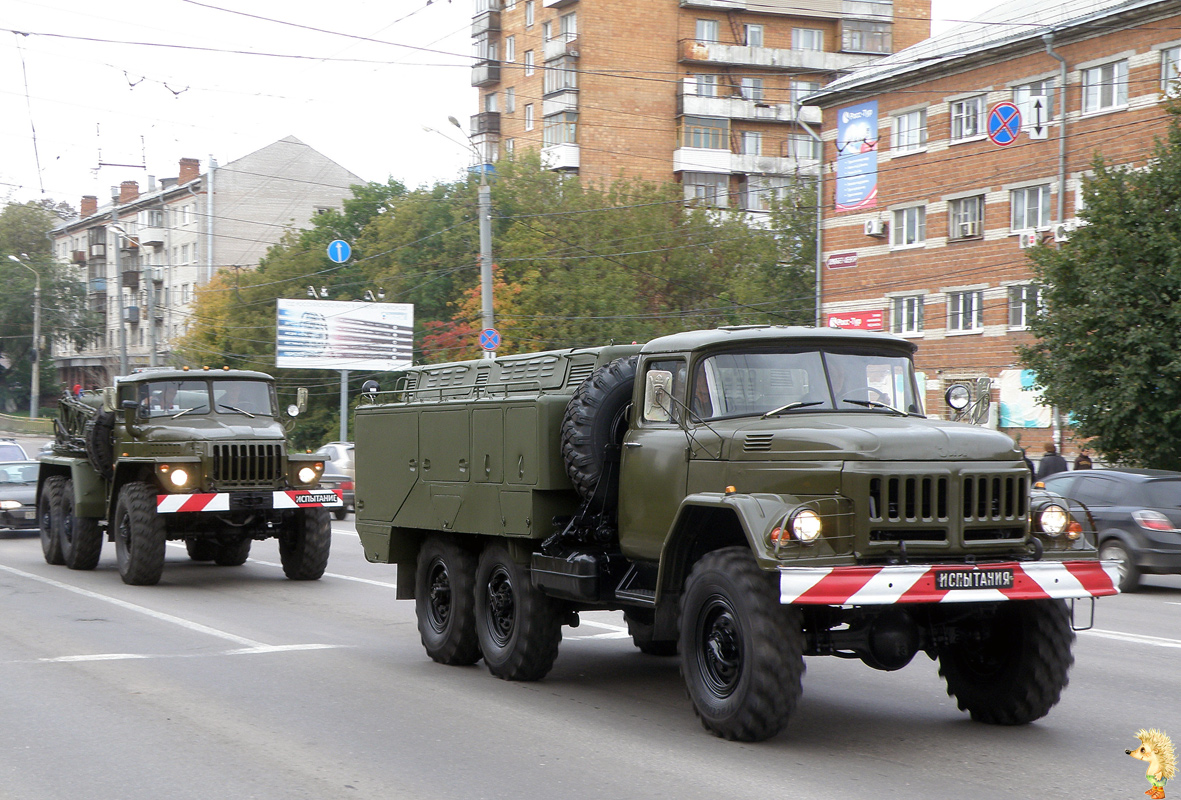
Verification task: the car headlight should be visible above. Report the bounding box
[790,509,822,543]
[1039,503,1069,537]
[0,500,20,510]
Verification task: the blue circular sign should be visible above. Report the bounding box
[987,102,1022,147]
[326,239,352,263]
[479,328,500,351]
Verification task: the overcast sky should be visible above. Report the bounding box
[1,0,1000,211]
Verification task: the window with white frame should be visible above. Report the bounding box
[544,56,578,94]
[792,80,820,106]
[524,50,534,76]
[505,86,516,112]
[679,116,729,149]
[484,92,498,113]
[1082,60,1128,113]
[542,20,553,41]
[1013,78,1055,124]
[891,205,926,248]
[1163,46,1181,95]
[504,138,515,158]
[793,28,823,51]
[683,172,730,207]
[524,103,534,131]
[505,0,515,9]
[525,0,534,27]
[1011,184,1051,230]
[473,34,498,62]
[947,290,984,333]
[787,133,822,160]
[745,24,764,47]
[744,176,790,212]
[741,131,762,155]
[543,112,577,146]
[842,20,890,53]
[695,73,719,98]
[950,96,984,140]
[949,195,985,239]
[741,77,764,101]
[891,109,926,153]
[560,12,576,36]
[892,295,924,334]
[1008,284,1042,328]
[504,35,516,62]
[696,19,719,43]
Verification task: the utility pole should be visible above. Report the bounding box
[113,218,128,376]
[8,255,40,419]
[450,115,496,359]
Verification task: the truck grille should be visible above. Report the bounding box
[212,443,284,485]
[869,475,949,523]
[867,471,1028,544]
[962,473,1027,522]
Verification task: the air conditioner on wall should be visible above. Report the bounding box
[1052,223,1071,242]
[1018,231,1040,249]
[864,218,887,237]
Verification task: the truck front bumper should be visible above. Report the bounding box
[156,489,342,513]
[778,560,1119,605]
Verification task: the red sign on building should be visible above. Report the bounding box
[826,251,858,269]
[827,310,884,330]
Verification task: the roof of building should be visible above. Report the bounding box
[808,0,1177,105]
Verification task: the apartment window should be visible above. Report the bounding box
[543,111,578,146]
[524,50,534,76]
[525,0,534,27]
[1163,46,1181,94]
[544,55,578,94]
[787,132,822,160]
[1013,78,1054,121]
[504,138,515,158]
[1082,60,1128,113]
[484,92,498,113]
[891,206,926,248]
[891,109,927,153]
[892,296,924,334]
[950,96,984,140]
[744,176,790,212]
[181,243,190,264]
[505,87,516,112]
[695,73,719,98]
[793,28,823,51]
[542,20,553,41]
[505,0,515,9]
[560,12,577,36]
[792,80,820,106]
[1008,284,1042,329]
[683,172,730,207]
[745,24,764,47]
[949,195,985,239]
[842,21,890,54]
[741,77,764,101]
[504,35,516,62]
[679,116,729,149]
[696,19,719,43]
[742,131,762,155]
[473,34,497,62]
[182,283,192,304]
[1011,184,1051,230]
[948,290,984,333]
[524,103,534,131]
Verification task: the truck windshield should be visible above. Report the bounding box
[691,349,922,420]
[213,381,275,417]
[138,380,211,419]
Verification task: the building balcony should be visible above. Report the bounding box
[137,227,165,247]
[678,88,822,124]
[471,111,501,135]
[673,147,732,174]
[471,9,501,37]
[543,33,579,61]
[730,153,820,176]
[680,0,841,14]
[89,243,106,259]
[71,250,86,264]
[122,268,140,291]
[542,90,578,117]
[543,0,576,7]
[541,143,580,171]
[678,39,871,72]
[88,277,107,294]
[471,61,501,87]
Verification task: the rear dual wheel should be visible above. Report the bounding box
[415,534,481,665]
[59,478,102,570]
[475,543,562,681]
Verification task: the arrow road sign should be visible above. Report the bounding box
[1027,95,1048,140]
[987,102,1022,147]
[327,239,352,264]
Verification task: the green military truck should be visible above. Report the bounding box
[353,326,1118,741]
[38,367,339,585]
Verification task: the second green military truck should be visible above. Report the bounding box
[353,326,1118,741]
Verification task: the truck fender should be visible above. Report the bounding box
[37,457,105,519]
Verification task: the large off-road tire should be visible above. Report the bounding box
[213,536,252,566]
[39,475,66,566]
[560,355,638,500]
[186,538,217,561]
[114,482,168,586]
[680,547,805,742]
[60,478,103,570]
[474,542,563,681]
[279,508,331,580]
[83,411,116,481]
[937,599,1075,725]
[1099,540,1140,592]
[625,610,678,656]
[415,534,482,665]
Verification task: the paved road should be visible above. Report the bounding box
[0,513,1178,799]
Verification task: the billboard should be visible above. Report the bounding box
[835,101,879,212]
[827,309,884,330]
[276,299,414,371]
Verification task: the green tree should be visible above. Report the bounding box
[1020,114,1181,468]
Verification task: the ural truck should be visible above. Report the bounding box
[38,367,340,585]
[352,326,1118,741]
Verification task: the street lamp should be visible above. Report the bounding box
[363,288,386,302]
[307,285,328,298]
[8,254,41,420]
[448,115,496,359]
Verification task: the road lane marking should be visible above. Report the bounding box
[24,644,346,664]
[1081,628,1181,649]
[161,543,398,589]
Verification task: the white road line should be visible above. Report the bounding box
[29,643,344,664]
[161,542,398,589]
[576,619,628,633]
[1081,628,1181,649]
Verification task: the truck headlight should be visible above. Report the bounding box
[157,463,195,490]
[1038,504,1069,537]
[168,468,190,488]
[296,463,323,485]
[790,509,822,543]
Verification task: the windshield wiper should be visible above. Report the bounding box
[170,406,206,419]
[217,404,256,418]
[760,400,825,419]
[841,398,909,416]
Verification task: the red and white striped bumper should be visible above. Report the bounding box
[778,560,1119,605]
[156,490,343,513]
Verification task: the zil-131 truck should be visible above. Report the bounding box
[352,326,1117,741]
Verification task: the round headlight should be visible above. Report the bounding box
[1039,504,1069,537]
[791,509,822,543]
[297,466,319,484]
[944,384,971,411]
[168,468,190,488]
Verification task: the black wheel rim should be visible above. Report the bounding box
[697,594,742,698]
[485,565,515,647]
[61,505,74,548]
[1101,545,1127,583]
[117,511,133,558]
[39,500,52,539]
[426,557,452,634]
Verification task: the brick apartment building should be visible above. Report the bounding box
[51,136,362,388]
[807,0,1181,455]
[468,0,930,213]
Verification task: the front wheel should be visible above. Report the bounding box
[415,534,481,665]
[60,478,103,570]
[937,599,1075,725]
[278,508,331,580]
[39,476,66,565]
[680,547,805,742]
[114,482,167,586]
[474,543,562,681]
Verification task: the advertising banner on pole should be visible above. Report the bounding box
[276,299,414,371]
[835,101,879,212]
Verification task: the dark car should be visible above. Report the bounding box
[317,465,354,520]
[1040,468,1181,591]
[0,460,41,532]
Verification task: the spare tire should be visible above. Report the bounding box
[84,411,116,481]
[561,355,638,500]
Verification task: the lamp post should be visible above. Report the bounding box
[448,115,496,359]
[8,254,41,419]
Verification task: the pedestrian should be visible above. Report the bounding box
[1036,442,1068,480]
[1074,452,1093,470]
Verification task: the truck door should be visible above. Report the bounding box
[618,357,689,562]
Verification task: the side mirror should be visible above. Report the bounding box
[643,370,674,423]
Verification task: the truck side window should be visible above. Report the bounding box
[643,359,685,423]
